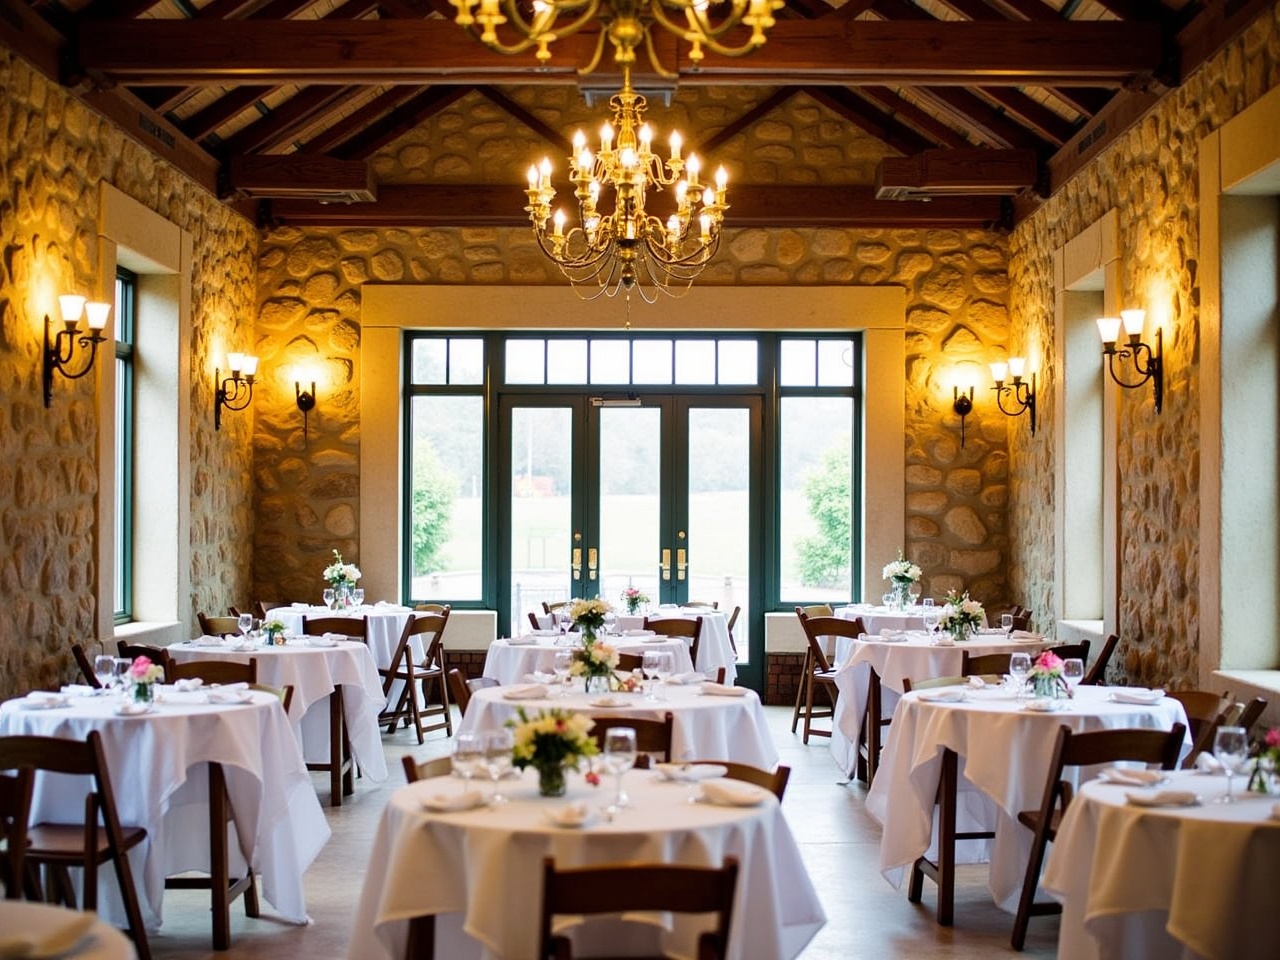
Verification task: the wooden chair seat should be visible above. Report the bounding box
[26,822,148,862]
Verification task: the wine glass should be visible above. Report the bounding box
[921,597,934,608]
[322,587,336,611]
[552,650,573,697]
[603,727,638,813]
[652,651,675,700]
[93,654,115,693]
[1062,658,1084,691]
[1009,652,1032,699]
[352,588,365,607]
[642,650,663,700]
[1001,613,1014,637]
[483,730,514,805]
[237,612,254,639]
[452,732,483,795]
[922,609,941,638]
[1213,726,1249,804]
[112,657,132,692]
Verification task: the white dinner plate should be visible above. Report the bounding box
[19,695,69,710]
[114,702,156,716]
[587,696,631,708]
[654,763,728,782]
[546,803,595,828]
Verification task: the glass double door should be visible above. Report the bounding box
[499,394,763,688]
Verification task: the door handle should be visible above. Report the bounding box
[676,548,687,582]
[572,547,582,580]
[660,548,671,581]
[588,547,598,581]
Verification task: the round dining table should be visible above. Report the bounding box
[0,688,328,931]
[482,635,694,686]
[346,766,825,960]
[617,608,738,684]
[865,684,1191,924]
[1042,768,1280,960]
[0,901,136,959]
[460,681,779,770]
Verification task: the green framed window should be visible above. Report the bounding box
[113,268,136,624]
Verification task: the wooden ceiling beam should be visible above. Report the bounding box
[697,89,798,155]
[855,87,971,150]
[183,85,276,142]
[912,87,1048,150]
[78,0,161,18]
[215,86,356,155]
[299,86,422,153]
[977,87,1076,146]
[196,0,264,18]
[475,86,573,157]
[74,19,1164,86]
[981,0,1058,20]
[802,86,936,155]
[333,85,473,160]
[228,153,376,201]
[268,183,1004,228]
[876,148,1038,199]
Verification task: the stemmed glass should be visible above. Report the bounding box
[352,588,365,607]
[237,612,254,640]
[452,732,483,795]
[94,654,115,693]
[483,730,514,805]
[1213,726,1249,804]
[642,650,663,700]
[1009,652,1032,700]
[1001,613,1015,637]
[602,727,638,814]
[651,651,674,700]
[1062,658,1084,692]
[552,650,573,698]
[921,608,940,638]
[323,587,336,611]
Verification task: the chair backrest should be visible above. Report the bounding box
[616,652,644,673]
[116,642,173,672]
[527,611,544,631]
[401,754,453,783]
[795,611,862,673]
[198,613,241,637]
[447,668,472,715]
[725,605,740,653]
[1166,689,1231,766]
[904,674,1002,693]
[683,600,718,610]
[301,615,368,641]
[0,766,33,900]
[251,682,294,714]
[1044,723,1187,812]
[543,600,571,615]
[1233,696,1269,738]
[70,643,103,689]
[685,760,791,800]
[167,657,258,686]
[797,604,833,618]
[414,603,449,614]
[642,616,703,666]
[253,600,284,620]
[590,713,674,766]
[961,651,1012,676]
[406,608,451,668]
[1082,633,1120,685]
[1045,640,1091,664]
[539,856,739,960]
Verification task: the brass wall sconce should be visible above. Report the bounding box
[295,380,317,442]
[214,352,258,430]
[1097,309,1162,413]
[990,357,1037,435]
[43,294,111,407]
[952,386,973,447]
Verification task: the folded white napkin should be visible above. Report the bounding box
[622,629,656,638]
[503,683,548,700]
[194,635,226,646]
[507,635,537,646]
[321,632,347,643]
[878,628,904,639]
[1099,767,1166,786]
[421,790,486,813]
[966,676,988,689]
[655,762,727,782]
[207,688,253,704]
[700,682,747,697]
[172,678,204,692]
[1126,790,1199,807]
[917,688,965,703]
[547,802,593,827]
[291,602,310,609]
[114,701,151,716]
[0,910,95,959]
[1110,687,1165,704]
[1194,752,1224,774]
[588,695,630,708]
[976,627,1007,636]
[667,671,706,685]
[531,629,559,637]
[1011,630,1040,640]
[60,684,97,697]
[23,692,69,707]
[700,778,768,806]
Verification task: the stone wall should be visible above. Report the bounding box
[1008,5,1280,687]
[254,84,1013,611]
[0,51,258,698]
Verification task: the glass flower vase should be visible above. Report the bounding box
[892,581,914,610]
[537,763,567,797]
[134,682,153,704]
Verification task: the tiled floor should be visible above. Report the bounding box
[147,707,1060,959]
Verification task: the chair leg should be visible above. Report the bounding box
[936,749,957,927]
[406,914,436,960]
[791,649,811,733]
[329,688,344,806]
[1011,814,1054,949]
[802,671,816,744]
[210,764,231,951]
[406,662,424,745]
[866,670,882,783]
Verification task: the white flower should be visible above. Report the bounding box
[882,555,922,583]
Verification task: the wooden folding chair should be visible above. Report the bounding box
[1233,696,1269,738]
[790,604,833,733]
[1081,633,1120,685]
[1010,722,1186,950]
[796,613,865,759]
[539,856,739,960]
[0,766,33,899]
[70,643,103,689]
[1166,689,1232,768]
[301,615,368,804]
[446,668,498,717]
[116,642,172,675]
[528,611,545,631]
[401,754,453,783]
[590,713,674,767]
[0,732,151,960]
[197,613,241,637]
[166,658,258,686]
[642,616,703,669]
[682,600,718,609]
[961,651,1013,676]
[382,610,453,742]
[684,760,791,800]
[616,652,644,672]
[725,605,740,654]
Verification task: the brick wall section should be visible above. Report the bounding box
[765,652,806,707]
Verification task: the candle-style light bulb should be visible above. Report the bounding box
[1120,308,1146,337]
[687,153,701,184]
[990,361,1008,384]
[539,157,552,187]
[527,165,539,189]
[639,124,653,152]
[1096,316,1122,346]
[553,209,566,237]
[600,122,614,152]
[1007,357,1026,380]
[670,131,683,161]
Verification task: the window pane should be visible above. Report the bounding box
[632,339,673,384]
[411,339,447,385]
[675,339,716,384]
[780,340,815,386]
[779,397,852,603]
[597,407,661,611]
[114,356,128,617]
[449,338,485,384]
[717,340,757,384]
[510,405,574,635]
[548,339,588,384]
[818,339,854,387]
[409,395,484,600]
[590,339,630,384]
[506,340,545,384]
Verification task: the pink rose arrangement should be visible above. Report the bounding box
[130,656,165,684]
[1028,650,1068,699]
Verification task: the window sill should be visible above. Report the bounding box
[1214,670,1280,725]
[1056,619,1104,645]
[114,620,183,646]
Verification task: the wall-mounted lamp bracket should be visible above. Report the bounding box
[296,381,317,442]
[43,296,110,407]
[952,386,973,447]
[214,358,257,430]
[992,371,1037,435]
[1102,326,1162,413]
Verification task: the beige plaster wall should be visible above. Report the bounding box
[0,51,258,698]
[1008,5,1280,687]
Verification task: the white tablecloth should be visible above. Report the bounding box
[0,690,329,930]
[835,604,932,635]
[347,767,825,960]
[482,637,694,686]
[0,902,136,959]
[1042,769,1280,960]
[619,609,737,684]
[168,638,388,781]
[460,683,779,771]
[865,685,1191,913]
[827,630,1053,777]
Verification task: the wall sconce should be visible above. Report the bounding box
[214,353,259,430]
[295,379,317,442]
[1097,309,1162,413]
[952,384,974,447]
[43,294,111,407]
[990,356,1037,435]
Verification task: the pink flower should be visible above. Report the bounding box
[1265,728,1280,749]
[585,771,600,787]
[1034,651,1063,671]
[130,656,153,679]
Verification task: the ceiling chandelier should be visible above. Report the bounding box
[450,0,783,302]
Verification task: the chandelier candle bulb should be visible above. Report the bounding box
[553,210,565,237]
[687,153,700,185]
[670,130,682,160]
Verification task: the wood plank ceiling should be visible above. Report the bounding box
[2,0,1270,229]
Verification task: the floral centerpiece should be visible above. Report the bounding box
[621,586,649,615]
[508,706,599,797]
[571,634,620,693]
[322,550,362,609]
[130,655,165,704]
[937,589,984,643]
[882,552,922,610]
[263,619,287,646]
[1027,650,1068,699]
[568,597,611,641]
[1249,728,1280,793]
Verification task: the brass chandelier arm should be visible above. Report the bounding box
[647,0,781,62]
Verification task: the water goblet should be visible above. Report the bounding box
[921,598,934,608]
[1001,613,1014,637]
[1062,658,1084,691]
[94,654,115,692]
[452,732,483,795]
[552,650,573,697]
[922,609,941,639]
[652,651,675,700]
[323,587,336,611]
[112,657,132,692]
[1213,726,1249,804]
[483,730,514,805]
[1009,652,1032,700]
[352,588,365,607]
[237,612,254,639]
[603,727,638,813]
[642,650,663,700]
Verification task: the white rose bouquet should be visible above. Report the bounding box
[937,590,985,641]
[322,549,362,588]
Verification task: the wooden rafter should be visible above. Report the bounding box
[332,86,472,160]
[184,86,276,142]
[475,86,573,157]
[697,89,798,155]
[912,87,1048,150]
[216,86,356,156]
[802,86,936,155]
[855,87,972,150]
[977,87,1076,146]
[299,86,422,153]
